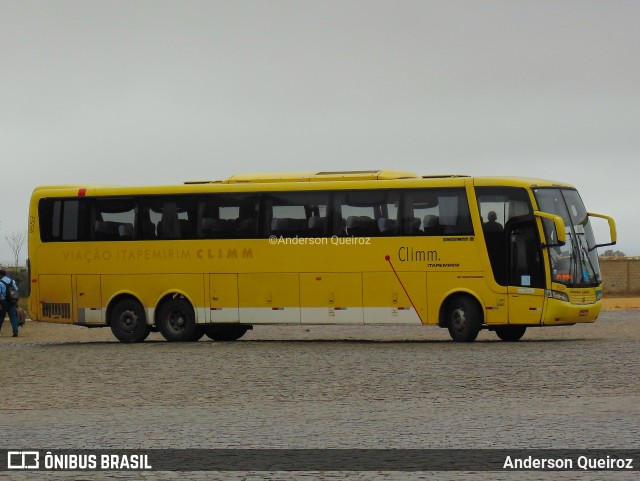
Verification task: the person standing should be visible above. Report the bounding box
[0,268,20,337]
[482,211,504,233]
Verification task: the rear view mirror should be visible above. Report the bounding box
[534,211,566,247]
[587,212,617,251]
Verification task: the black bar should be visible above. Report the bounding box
[2,449,639,471]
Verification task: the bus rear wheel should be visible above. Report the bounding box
[446,296,482,342]
[495,326,527,342]
[205,325,249,341]
[110,299,150,343]
[157,297,197,342]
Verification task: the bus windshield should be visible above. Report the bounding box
[534,188,602,287]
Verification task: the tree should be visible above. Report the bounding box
[5,231,26,275]
[602,249,626,257]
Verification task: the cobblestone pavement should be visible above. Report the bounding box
[1,311,639,480]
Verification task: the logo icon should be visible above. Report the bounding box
[7,451,40,470]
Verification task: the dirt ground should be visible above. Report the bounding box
[601,297,640,310]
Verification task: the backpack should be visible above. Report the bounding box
[1,279,19,303]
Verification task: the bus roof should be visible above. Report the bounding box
[31,172,577,197]
[473,177,575,189]
[192,170,425,184]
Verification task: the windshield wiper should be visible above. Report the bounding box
[566,234,579,285]
[576,233,598,284]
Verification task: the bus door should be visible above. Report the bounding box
[506,218,545,325]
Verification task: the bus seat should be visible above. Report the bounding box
[141,219,156,238]
[235,218,256,237]
[271,218,308,237]
[442,216,472,235]
[94,221,107,239]
[118,223,134,239]
[271,217,289,233]
[270,218,286,236]
[410,217,421,234]
[423,215,441,235]
[201,218,235,238]
[378,218,397,235]
[346,216,376,237]
[308,216,326,236]
[292,218,309,234]
[94,221,119,240]
[179,219,192,239]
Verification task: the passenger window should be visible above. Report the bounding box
[403,189,473,236]
[140,197,195,240]
[93,197,138,241]
[265,192,329,237]
[197,194,260,239]
[334,190,400,236]
[39,198,89,242]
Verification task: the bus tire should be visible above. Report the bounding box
[109,299,150,343]
[446,296,482,342]
[157,297,196,342]
[205,325,249,341]
[189,326,205,342]
[495,326,527,342]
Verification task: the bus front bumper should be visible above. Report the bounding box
[543,299,601,325]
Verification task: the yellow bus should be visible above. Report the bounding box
[27,170,617,343]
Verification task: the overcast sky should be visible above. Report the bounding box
[1,0,638,264]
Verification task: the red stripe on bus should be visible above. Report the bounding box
[385,255,424,324]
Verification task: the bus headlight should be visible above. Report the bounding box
[595,290,603,301]
[545,290,570,302]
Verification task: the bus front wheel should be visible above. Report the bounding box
[157,297,197,342]
[446,296,482,342]
[110,299,150,343]
[495,326,527,342]
[189,327,205,342]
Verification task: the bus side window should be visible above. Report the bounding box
[139,196,195,240]
[404,188,472,236]
[92,197,137,241]
[336,190,400,237]
[196,194,260,239]
[439,195,473,235]
[38,198,88,242]
[264,192,329,238]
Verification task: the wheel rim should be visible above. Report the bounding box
[166,310,187,335]
[118,310,139,333]
[450,307,467,333]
